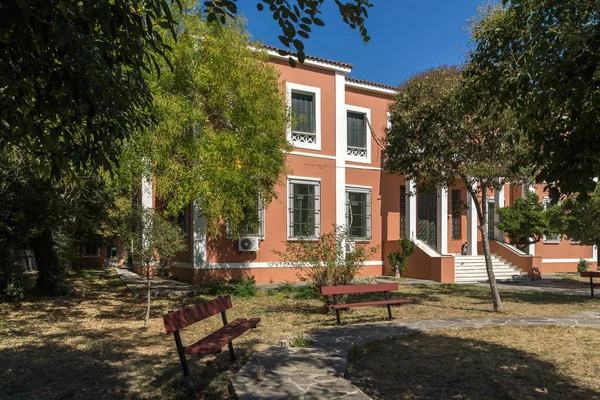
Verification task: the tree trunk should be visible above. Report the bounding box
[145,264,151,328]
[467,182,504,312]
[31,229,62,295]
[395,264,400,279]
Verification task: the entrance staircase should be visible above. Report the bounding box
[454,255,529,284]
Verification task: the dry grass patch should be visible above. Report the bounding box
[0,269,598,399]
[347,326,600,399]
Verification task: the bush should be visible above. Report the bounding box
[232,276,257,298]
[290,333,315,347]
[1,275,25,302]
[275,225,378,306]
[387,238,416,278]
[577,259,590,273]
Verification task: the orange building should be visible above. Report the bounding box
[129,48,596,285]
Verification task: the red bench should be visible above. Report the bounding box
[581,271,600,298]
[320,283,415,324]
[163,295,260,377]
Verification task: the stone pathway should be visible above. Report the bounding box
[232,310,600,399]
[114,267,199,297]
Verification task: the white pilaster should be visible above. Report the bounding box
[593,245,598,264]
[192,201,207,269]
[466,183,478,256]
[522,184,536,255]
[141,175,153,248]
[437,187,449,254]
[494,183,505,241]
[406,179,417,240]
[335,71,348,257]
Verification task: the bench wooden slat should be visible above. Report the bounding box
[320,283,398,295]
[581,272,600,278]
[163,295,233,334]
[327,299,414,309]
[184,317,261,354]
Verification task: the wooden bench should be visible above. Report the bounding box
[320,283,415,324]
[581,271,600,298]
[163,295,260,377]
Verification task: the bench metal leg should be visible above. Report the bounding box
[228,342,236,362]
[384,291,393,320]
[591,277,595,298]
[173,331,190,377]
[335,309,341,325]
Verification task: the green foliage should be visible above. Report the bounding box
[275,225,378,306]
[497,192,550,250]
[0,0,179,180]
[387,238,416,278]
[549,185,600,262]
[123,13,290,234]
[467,0,600,199]
[577,259,590,273]
[232,276,258,298]
[204,0,373,66]
[290,333,315,348]
[1,274,25,302]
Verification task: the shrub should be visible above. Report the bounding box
[277,281,295,295]
[275,225,378,305]
[290,333,315,347]
[1,275,25,302]
[387,238,416,278]
[294,283,320,300]
[232,276,257,298]
[577,259,590,273]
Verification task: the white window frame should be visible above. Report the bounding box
[345,104,371,164]
[287,177,321,240]
[82,246,100,258]
[543,197,561,243]
[346,185,372,241]
[286,82,321,151]
[226,197,265,240]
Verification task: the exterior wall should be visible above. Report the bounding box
[403,244,454,283]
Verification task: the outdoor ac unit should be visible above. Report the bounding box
[345,240,356,254]
[239,236,260,252]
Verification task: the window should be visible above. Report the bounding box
[177,205,188,235]
[83,246,99,257]
[108,245,118,259]
[346,105,371,162]
[451,189,462,240]
[287,83,321,150]
[400,186,406,238]
[227,197,265,238]
[487,198,495,240]
[288,179,320,239]
[346,187,372,240]
[543,198,561,243]
[347,112,367,158]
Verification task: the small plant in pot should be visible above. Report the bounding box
[387,238,416,279]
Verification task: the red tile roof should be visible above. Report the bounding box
[261,45,353,69]
[345,77,397,92]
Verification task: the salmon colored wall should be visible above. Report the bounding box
[403,245,454,283]
[271,59,336,157]
[485,240,543,279]
[380,173,406,275]
[207,158,337,264]
[540,262,598,274]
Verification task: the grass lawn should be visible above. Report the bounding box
[0,269,598,399]
[346,327,600,399]
[554,273,599,286]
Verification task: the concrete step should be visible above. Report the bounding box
[453,254,528,284]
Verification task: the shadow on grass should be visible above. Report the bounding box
[346,332,600,400]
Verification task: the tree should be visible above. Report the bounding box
[124,205,186,328]
[123,12,291,233]
[0,0,180,179]
[275,225,378,306]
[497,192,551,251]
[548,185,600,266]
[204,0,373,66]
[385,66,529,312]
[467,0,600,199]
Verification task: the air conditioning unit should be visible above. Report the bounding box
[345,240,356,254]
[239,236,260,252]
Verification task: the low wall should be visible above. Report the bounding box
[170,264,384,285]
[484,240,542,279]
[403,241,454,283]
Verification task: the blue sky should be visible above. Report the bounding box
[237,1,487,87]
